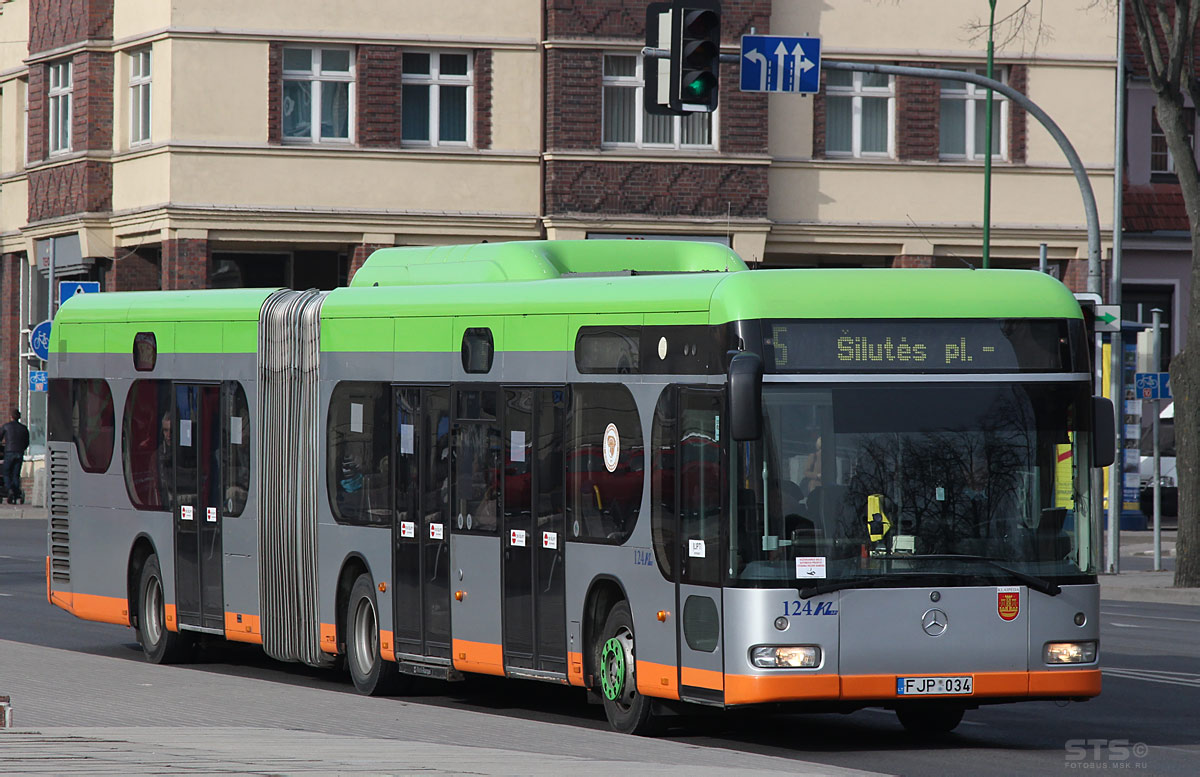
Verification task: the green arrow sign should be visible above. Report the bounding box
[1094,304,1120,332]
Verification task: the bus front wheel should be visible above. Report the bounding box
[895,702,965,736]
[345,573,405,696]
[136,553,191,664]
[594,600,659,735]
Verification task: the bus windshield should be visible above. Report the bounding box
[730,382,1097,587]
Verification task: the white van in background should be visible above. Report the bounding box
[1139,401,1177,518]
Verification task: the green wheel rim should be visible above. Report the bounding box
[601,636,625,701]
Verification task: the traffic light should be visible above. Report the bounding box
[644,1,721,116]
[671,1,721,112]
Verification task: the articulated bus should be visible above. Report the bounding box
[47,240,1114,734]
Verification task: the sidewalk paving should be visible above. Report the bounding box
[3,503,1196,605]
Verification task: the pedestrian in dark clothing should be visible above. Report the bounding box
[0,408,30,504]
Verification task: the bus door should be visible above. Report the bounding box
[501,387,567,674]
[449,387,505,674]
[173,383,224,632]
[675,387,725,702]
[393,387,452,661]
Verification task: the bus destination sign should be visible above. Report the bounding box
[767,319,1070,373]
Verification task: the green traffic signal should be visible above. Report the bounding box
[683,71,717,100]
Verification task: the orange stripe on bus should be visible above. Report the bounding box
[380,629,396,662]
[725,673,842,705]
[681,665,724,691]
[223,612,262,645]
[1029,669,1101,696]
[320,622,338,654]
[452,639,505,676]
[45,557,51,606]
[48,590,130,627]
[567,651,586,686]
[635,660,680,700]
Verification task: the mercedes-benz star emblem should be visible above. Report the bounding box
[922,608,949,637]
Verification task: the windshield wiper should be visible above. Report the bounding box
[873,554,1062,597]
[798,571,962,600]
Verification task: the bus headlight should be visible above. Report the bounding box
[750,645,821,669]
[1044,641,1097,664]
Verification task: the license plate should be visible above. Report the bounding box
[896,676,973,695]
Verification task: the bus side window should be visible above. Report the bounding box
[566,384,643,544]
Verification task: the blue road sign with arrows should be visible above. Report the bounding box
[740,35,821,94]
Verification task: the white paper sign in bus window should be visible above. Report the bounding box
[689,539,705,558]
[230,416,243,444]
[400,423,414,455]
[511,431,526,463]
[510,529,526,547]
[206,507,217,523]
[543,531,558,550]
[350,403,363,434]
[430,522,444,540]
[603,423,620,472]
[400,521,415,538]
[180,419,192,447]
[180,505,194,521]
[796,556,827,579]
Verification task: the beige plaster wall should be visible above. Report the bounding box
[113,0,170,40]
[0,76,25,175]
[168,0,539,41]
[112,152,170,213]
[0,1,28,70]
[1024,65,1115,165]
[769,164,1114,231]
[491,50,540,151]
[167,151,540,215]
[170,39,267,144]
[778,0,1116,60]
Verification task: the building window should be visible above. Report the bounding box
[129,48,151,145]
[939,67,1007,160]
[48,60,72,154]
[824,70,894,157]
[282,47,354,142]
[402,51,472,146]
[1150,106,1195,176]
[602,54,713,149]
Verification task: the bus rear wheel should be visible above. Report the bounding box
[595,600,659,735]
[346,573,406,696]
[895,702,965,736]
[137,553,191,664]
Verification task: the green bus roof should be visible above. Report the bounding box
[49,242,1082,356]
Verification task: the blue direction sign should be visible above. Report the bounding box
[29,320,52,361]
[1134,372,1172,400]
[740,35,821,94]
[29,370,48,393]
[59,280,99,306]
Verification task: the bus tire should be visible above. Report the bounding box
[895,703,965,736]
[137,554,191,664]
[346,573,405,696]
[594,600,660,735]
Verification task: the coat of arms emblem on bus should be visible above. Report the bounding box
[997,586,1021,621]
[603,423,620,472]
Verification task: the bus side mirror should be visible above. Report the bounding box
[1091,396,1115,468]
[727,351,763,441]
